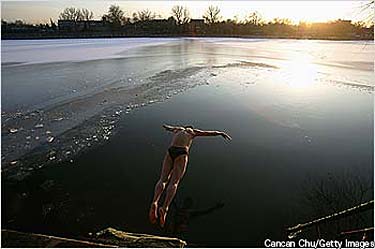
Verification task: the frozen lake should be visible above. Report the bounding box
[2,38,374,246]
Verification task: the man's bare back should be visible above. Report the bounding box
[149,124,231,227]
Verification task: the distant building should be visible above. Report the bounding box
[84,20,108,31]
[186,19,205,35]
[149,18,174,27]
[125,18,177,34]
[58,20,75,31]
[58,20,108,32]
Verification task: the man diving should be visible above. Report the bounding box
[149,124,232,227]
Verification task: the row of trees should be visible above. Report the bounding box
[58,4,374,27]
[59,5,225,27]
[2,3,373,39]
[59,7,94,22]
[58,5,260,27]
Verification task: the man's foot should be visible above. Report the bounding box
[159,207,168,228]
[149,202,158,224]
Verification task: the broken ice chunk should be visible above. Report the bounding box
[9,128,18,133]
[46,136,54,143]
[304,135,312,143]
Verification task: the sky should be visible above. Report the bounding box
[1,1,369,24]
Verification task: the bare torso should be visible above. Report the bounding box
[169,129,195,150]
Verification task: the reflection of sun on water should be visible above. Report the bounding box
[285,55,318,89]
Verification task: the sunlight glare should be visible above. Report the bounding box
[285,54,318,89]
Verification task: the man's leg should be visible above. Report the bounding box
[149,153,173,224]
[159,155,188,227]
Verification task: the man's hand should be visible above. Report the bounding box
[220,132,232,140]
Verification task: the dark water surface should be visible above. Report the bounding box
[2,39,374,246]
[4,82,373,246]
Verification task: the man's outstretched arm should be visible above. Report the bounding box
[163,124,184,133]
[193,129,232,140]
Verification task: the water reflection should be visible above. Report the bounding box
[166,196,225,239]
[285,54,318,88]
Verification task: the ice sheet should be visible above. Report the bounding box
[1,38,179,65]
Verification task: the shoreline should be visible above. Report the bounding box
[1,34,373,41]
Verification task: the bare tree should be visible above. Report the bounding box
[50,18,57,30]
[59,7,83,21]
[203,5,221,24]
[246,11,263,26]
[59,7,85,32]
[81,8,94,21]
[361,0,374,25]
[14,20,24,26]
[132,12,139,23]
[297,169,374,239]
[133,9,156,22]
[102,5,126,26]
[171,5,190,25]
